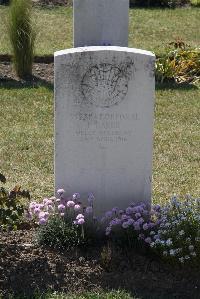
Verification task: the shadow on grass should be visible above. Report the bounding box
[156,82,199,91]
[0,75,53,91]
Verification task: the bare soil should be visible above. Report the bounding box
[0,61,54,88]
[0,228,200,299]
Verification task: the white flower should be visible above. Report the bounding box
[165,222,171,228]
[166,238,173,246]
[163,251,168,256]
[179,257,184,263]
[150,231,155,236]
[169,249,175,256]
[179,230,185,236]
[185,255,190,260]
[195,237,200,242]
[155,239,161,245]
[190,252,197,257]
[188,245,194,251]
[150,242,155,248]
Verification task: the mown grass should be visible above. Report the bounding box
[0,6,199,55]
[0,83,199,203]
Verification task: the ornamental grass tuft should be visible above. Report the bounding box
[8,0,35,79]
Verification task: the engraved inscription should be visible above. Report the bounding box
[81,63,129,108]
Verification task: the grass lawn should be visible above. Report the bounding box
[0,6,199,55]
[0,83,199,203]
[0,6,199,202]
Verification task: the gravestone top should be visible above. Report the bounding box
[73,0,129,47]
[54,46,155,214]
[55,46,154,57]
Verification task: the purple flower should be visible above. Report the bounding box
[88,193,95,205]
[138,233,145,240]
[73,193,80,201]
[105,211,113,218]
[144,237,152,244]
[29,202,36,210]
[58,204,65,212]
[122,222,129,229]
[135,213,141,219]
[76,213,84,220]
[126,207,133,215]
[137,217,145,225]
[47,205,53,211]
[39,211,46,219]
[57,189,65,195]
[85,206,93,214]
[105,226,111,236]
[67,200,75,208]
[74,204,81,211]
[121,214,130,221]
[133,222,141,231]
[77,218,85,225]
[126,218,134,226]
[39,218,46,225]
[143,223,149,230]
[112,207,119,214]
[34,207,41,215]
[43,198,49,205]
[110,218,121,226]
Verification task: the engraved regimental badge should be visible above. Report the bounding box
[81,63,130,108]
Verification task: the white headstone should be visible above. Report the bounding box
[55,46,155,214]
[73,0,129,47]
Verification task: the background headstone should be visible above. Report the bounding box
[73,0,129,47]
[55,46,155,214]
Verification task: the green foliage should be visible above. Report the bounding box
[130,0,190,7]
[0,174,30,230]
[8,0,35,78]
[37,215,83,249]
[156,43,200,85]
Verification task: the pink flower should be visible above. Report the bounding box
[76,213,84,220]
[34,207,41,215]
[39,218,46,225]
[57,189,65,195]
[73,193,80,201]
[29,202,36,210]
[77,218,85,225]
[47,199,53,206]
[67,200,75,208]
[58,204,65,212]
[43,198,49,205]
[39,211,45,219]
[74,204,81,211]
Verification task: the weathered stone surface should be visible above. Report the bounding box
[73,0,129,47]
[54,46,155,214]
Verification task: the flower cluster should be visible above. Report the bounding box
[148,195,200,264]
[101,202,159,245]
[28,189,95,227]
